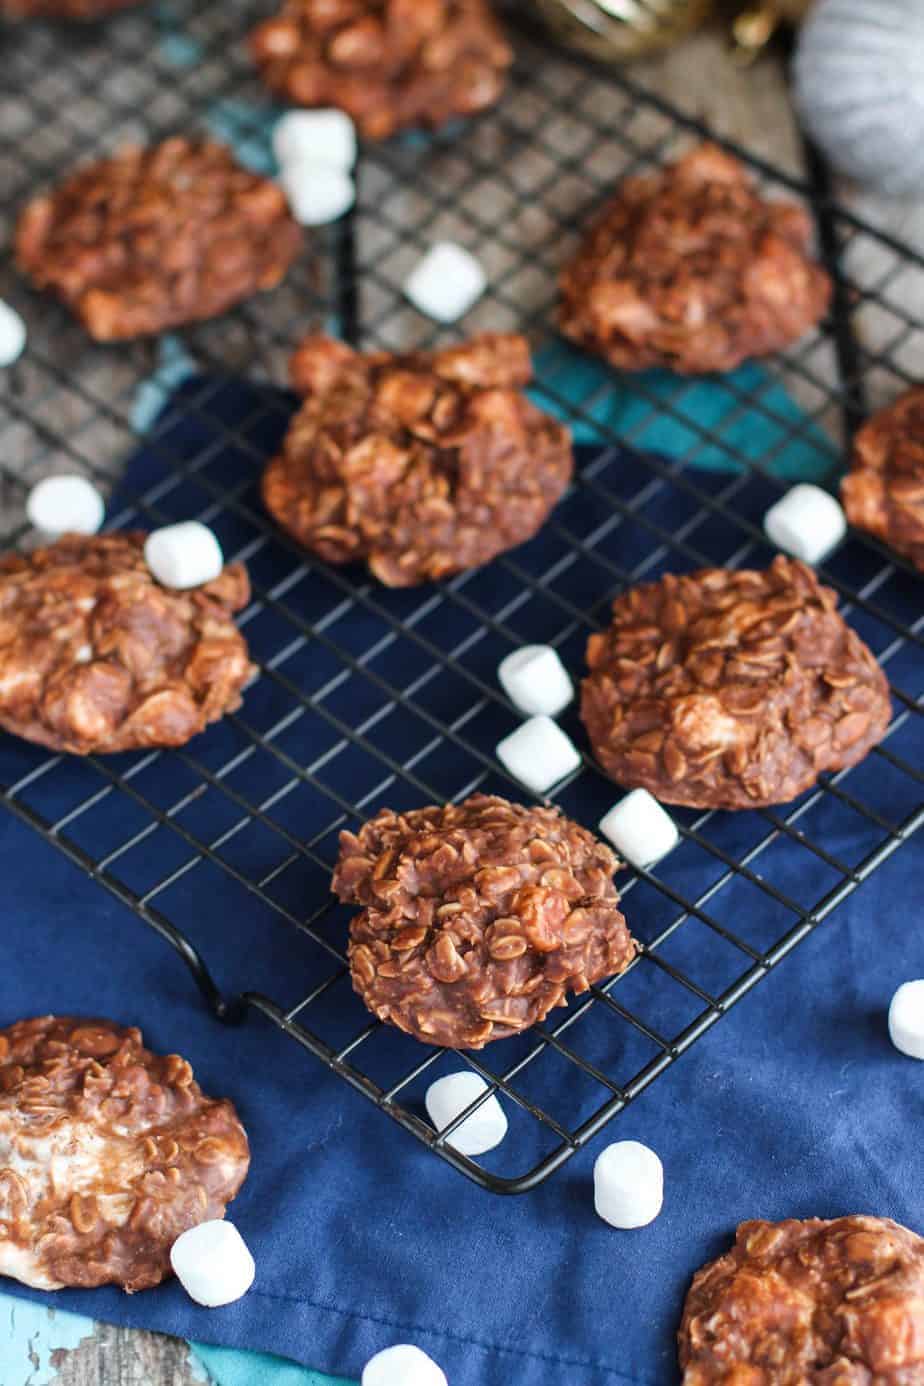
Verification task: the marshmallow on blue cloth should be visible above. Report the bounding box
[888,979,924,1059]
[425,1071,508,1157]
[598,789,679,870]
[496,715,581,796]
[362,1344,448,1386]
[405,242,486,323]
[763,483,847,565]
[498,644,574,718]
[26,475,105,538]
[170,1220,255,1307]
[594,1141,664,1229]
[144,521,224,590]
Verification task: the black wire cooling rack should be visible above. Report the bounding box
[0,3,922,1194]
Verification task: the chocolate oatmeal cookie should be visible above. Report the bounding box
[842,387,924,574]
[679,1215,924,1383]
[0,1016,250,1293]
[262,333,573,587]
[250,0,512,140]
[0,532,254,754]
[14,138,302,341]
[1,0,137,14]
[559,144,831,376]
[333,794,636,1049]
[581,556,890,810]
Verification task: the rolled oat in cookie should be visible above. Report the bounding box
[842,386,924,573]
[679,1215,924,1383]
[262,333,573,587]
[581,556,891,810]
[0,1016,249,1293]
[14,138,302,341]
[250,0,512,141]
[559,144,831,376]
[333,794,637,1049]
[0,532,254,755]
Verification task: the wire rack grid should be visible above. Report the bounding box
[0,4,921,1193]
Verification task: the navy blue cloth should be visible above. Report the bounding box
[0,377,920,1385]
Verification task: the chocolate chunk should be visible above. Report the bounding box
[679,1215,924,1383]
[581,556,891,810]
[842,387,924,573]
[333,794,637,1049]
[250,0,512,141]
[559,144,831,376]
[0,1016,250,1293]
[14,137,302,341]
[262,333,573,587]
[0,532,254,754]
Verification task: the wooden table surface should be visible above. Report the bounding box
[14,18,922,1386]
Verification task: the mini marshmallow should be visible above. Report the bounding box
[598,789,679,870]
[763,484,847,565]
[170,1220,255,1308]
[404,241,486,323]
[888,979,924,1060]
[593,1140,663,1230]
[0,301,26,368]
[362,1344,447,1386]
[26,475,105,538]
[425,1071,508,1157]
[273,109,357,172]
[144,521,224,590]
[280,165,355,226]
[498,644,574,719]
[496,715,581,796]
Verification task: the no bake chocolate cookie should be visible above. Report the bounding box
[250,0,512,140]
[0,1016,249,1293]
[679,1215,924,1383]
[842,387,924,573]
[581,556,890,810]
[559,144,831,376]
[333,794,637,1049]
[0,532,254,754]
[14,138,302,341]
[262,333,573,587]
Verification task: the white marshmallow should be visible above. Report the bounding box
[26,475,105,538]
[425,1072,508,1157]
[0,301,26,368]
[593,1140,663,1230]
[170,1220,255,1308]
[362,1345,447,1386]
[144,521,224,590]
[273,109,357,172]
[496,715,581,796]
[404,242,486,323]
[598,789,679,870]
[888,979,924,1060]
[280,164,355,226]
[498,645,574,719]
[763,484,847,565]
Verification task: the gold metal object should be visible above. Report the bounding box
[530,0,715,61]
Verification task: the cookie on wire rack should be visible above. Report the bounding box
[559,143,831,376]
[333,794,637,1049]
[262,332,573,587]
[0,533,255,755]
[250,0,513,140]
[842,386,924,573]
[14,138,303,341]
[0,1015,250,1293]
[581,556,891,810]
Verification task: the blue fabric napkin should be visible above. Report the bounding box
[0,375,919,1386]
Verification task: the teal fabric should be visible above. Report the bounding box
[193,1341,353,1386]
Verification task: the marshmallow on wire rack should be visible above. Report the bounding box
[404,242,486,323]
[598,789,679,870]
[170,1220,255,1307]
[763,483,847,565]
[888,980,924,1060]
[498,644,574,719]
[280,164,355,226]
[362,1345,448,1386]
[594,1140,664,1230]
[425,1071,508,1157]
[273,109,357,172]
[0,301,26,368]
[26,475,105,538]
[496,715,581,796]
[144,521,224,590]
